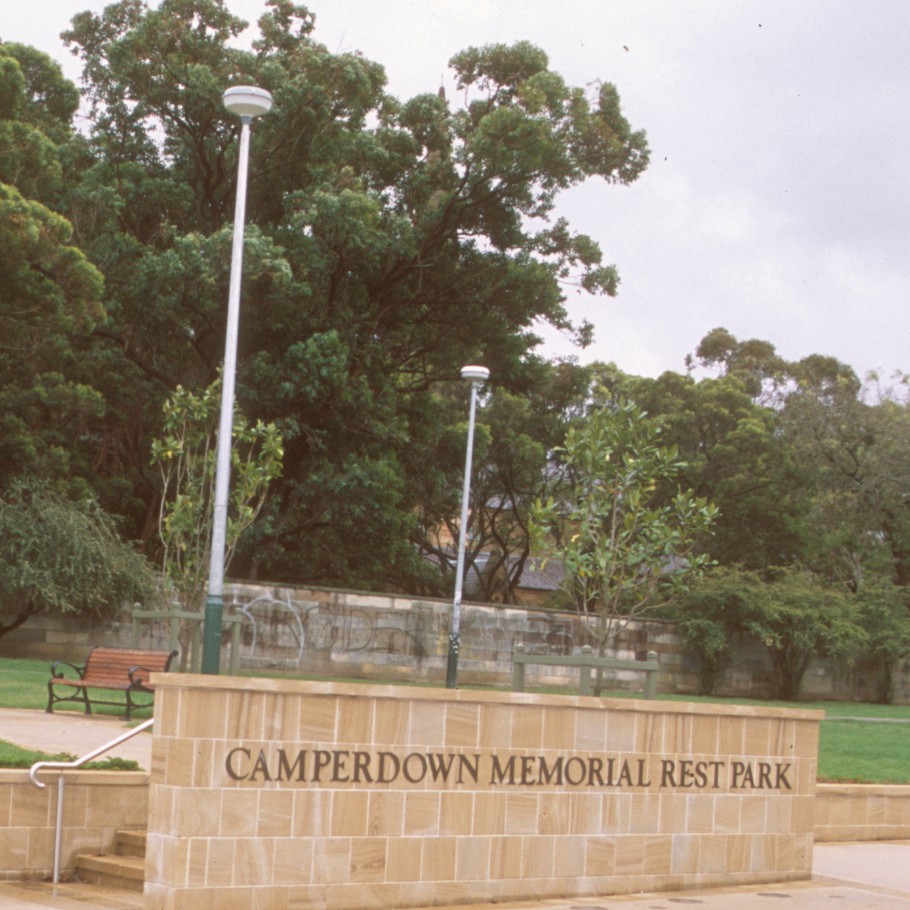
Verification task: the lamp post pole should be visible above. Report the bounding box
[445,365,490,689]
[201,86,273,675]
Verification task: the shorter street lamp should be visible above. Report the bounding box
[201,85,273,676]
[445,364,490,689]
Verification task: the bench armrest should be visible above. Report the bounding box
[50,659,85,680]
[128,664,154,687]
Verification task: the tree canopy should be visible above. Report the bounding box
[0,480,160,639]
[531,399,717,648]
[0,42,106,493]
[7,0,649,589]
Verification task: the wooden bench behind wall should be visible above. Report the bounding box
[512,644,660,698]
[46,646,178,721]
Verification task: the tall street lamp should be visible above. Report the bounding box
[201,85,273,675]
[445,364,490,689]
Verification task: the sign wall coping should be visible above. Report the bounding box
[151,672,824,722]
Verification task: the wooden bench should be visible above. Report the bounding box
[512,644,660,698]
[46,647,178,721]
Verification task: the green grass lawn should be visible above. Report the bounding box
[0,739,140,770]
[0,657,146,768]
[1,657,908,782]
[818,720,910,783]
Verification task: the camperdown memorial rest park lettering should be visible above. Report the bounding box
[224,747,792,792]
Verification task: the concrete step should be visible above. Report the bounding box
[75,853,146,892]
[74,829,147,892]
[115,829,148,859]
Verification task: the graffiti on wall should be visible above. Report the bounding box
[234,593,443,669]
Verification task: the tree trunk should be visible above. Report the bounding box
[0,603,39,640]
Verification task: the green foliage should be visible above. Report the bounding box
[532,399,717,647]
[18,0,909,645]
[855,578,910,703]
[414,361,595,603]
[0,42,80,200]
[0,42,109,499]
[0,480,161,639]
[783,374,910,595]
[0,739,140,770]
[674,566,768,695]
[49,1,649,587]
[615,367,802,570]
[679,566,867,701]
[689,326,790,402]
[463,386,556,602]
[0,181,103,331]
[0,42,79,143]
[151,382,283,608]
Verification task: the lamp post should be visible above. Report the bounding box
[201,85,273,675]
[445,364,490,689]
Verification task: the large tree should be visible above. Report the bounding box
[59,0,649,587]
[0,43,162,636]
[0,42,106,493]
[780,360,910,591]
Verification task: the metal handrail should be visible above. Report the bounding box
[29,717,153,884]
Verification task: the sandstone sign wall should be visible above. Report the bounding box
[144,674,820,910]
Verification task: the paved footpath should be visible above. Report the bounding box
[0,707,152,767]
[1,710,908,909]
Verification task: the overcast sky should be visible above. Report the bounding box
[3,0,909,381]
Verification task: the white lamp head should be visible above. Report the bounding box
[223,85,273,118]
[461,365,490,383]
